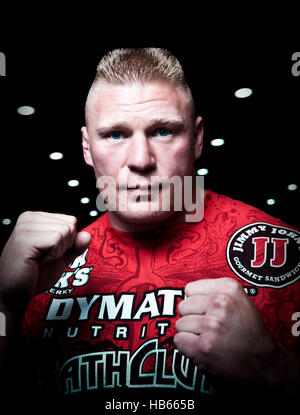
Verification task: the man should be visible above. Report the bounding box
[0,48,299,409]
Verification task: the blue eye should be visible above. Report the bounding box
[111,131,122,140]
[158,129,170,137]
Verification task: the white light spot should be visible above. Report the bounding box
[49,152,64,160]
[197,168,209,176]
[210,138,225,147]
[17,106,35,116]
[234,88,253,98]
[2,218,11,225]
[68,179,79,187]
[287,184,297,191]
[80,197,90,204]
[266,198,275,205]
[89,210,98,217]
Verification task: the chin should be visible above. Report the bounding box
[111,200,176,227]
[119,207,172,224]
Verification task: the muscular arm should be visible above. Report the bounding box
[173,278,300,396]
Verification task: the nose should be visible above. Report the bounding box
[126,134,156,172]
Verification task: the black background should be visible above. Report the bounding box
[0,11,299,251]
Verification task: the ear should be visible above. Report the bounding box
[81,126,94,167]
[194,116,204,160]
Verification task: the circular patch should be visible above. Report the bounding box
[226,222,300,288]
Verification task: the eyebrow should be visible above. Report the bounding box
[96,121,131,136]
[95,117,187,136]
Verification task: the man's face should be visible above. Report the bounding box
[82,80,203,230]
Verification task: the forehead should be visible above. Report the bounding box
[86,80,190,125]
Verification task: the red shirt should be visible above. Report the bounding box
[21,189,300,402]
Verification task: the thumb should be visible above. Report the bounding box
[73,231,92,256]
[65,231,92,265]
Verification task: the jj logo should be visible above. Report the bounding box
[227,223,300,288]
[251,237,289,268]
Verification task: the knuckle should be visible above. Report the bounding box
[63,215,77,229]
[175,318,181,331]
[69,215,77,225]
[17,211,33,224]
[48,231,65,257]
[173,332,185,349]
[223,278,241,295]
[14,219,34,237]
[194,316,203,331]
[206,316,221,332]
[199,336,213,356]
[51,230,64,244]
[184,282,192,296]
[56,222,75,239]
[14,221,28,233]
[177,301,184,316]
[212,293,230,309]
[178,297,192,313]
[66,217,77,234]
[61,222,73,235]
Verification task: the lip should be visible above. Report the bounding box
[119,182,163,194]
[126,184,152,190]
[126,186,152,194]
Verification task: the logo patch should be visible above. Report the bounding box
[226,222,300,288]
[45,248,93,295]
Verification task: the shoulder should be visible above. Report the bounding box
[205,190,300,289]
[205,189,299,230]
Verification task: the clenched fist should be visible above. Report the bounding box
[174,278,277,383]
[0,211,91,308]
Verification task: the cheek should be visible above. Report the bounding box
[90,146,120,178]
[163,142,194,174]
